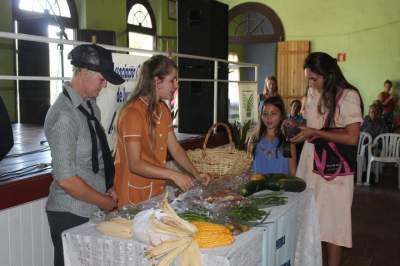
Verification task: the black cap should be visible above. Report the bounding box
[68,44,124,85]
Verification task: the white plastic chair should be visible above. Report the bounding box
[365,133,400,188]
[356,132,372,185]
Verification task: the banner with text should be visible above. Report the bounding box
[96,53,149,148]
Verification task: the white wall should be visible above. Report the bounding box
[0,198,53,266]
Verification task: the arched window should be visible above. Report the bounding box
[228,3,284,44]
[14,0,77,31]
[13,0,78,123]
[127,0,156,53]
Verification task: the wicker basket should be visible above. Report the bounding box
[187,123,253,177]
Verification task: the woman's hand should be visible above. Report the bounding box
[100,194,117,211]
[171,172,195,192]
[290,126,317,143]
[194,172,211,186]
[291,123,360,145]
[106,187,118,203]
[282,119,298,128]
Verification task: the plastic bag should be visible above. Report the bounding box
[170,174,251,224]
[132,208,178,246]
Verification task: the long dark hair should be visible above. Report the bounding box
[251,96,290,158]
[303,52,364,127]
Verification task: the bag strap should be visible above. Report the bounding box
[313,147,344,181]
[313,148,327,177]
[327,142,352,174]
[313,141,354,181]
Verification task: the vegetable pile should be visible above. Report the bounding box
[94,172,301,266]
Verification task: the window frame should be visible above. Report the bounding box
[228,2,284,44]
[12,0,78,29]
[126,0,156,37]
[11,0,78,122]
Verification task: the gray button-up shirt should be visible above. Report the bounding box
[44,82,106,217]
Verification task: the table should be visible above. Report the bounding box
[0,124,52,210]
[62,190,322,266]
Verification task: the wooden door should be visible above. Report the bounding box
[277,41,310,110]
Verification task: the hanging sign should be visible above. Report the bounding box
[238,82,258,124]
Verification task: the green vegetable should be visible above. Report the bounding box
[248,191,288,208]
[228,204,268,223]
[278,178,306,192]
[239,180,269,196]
[177,205,212,222]
[178,212,211,222]
[240,173,306,196]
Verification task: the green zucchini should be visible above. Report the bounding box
[264,173,306,192]
[241,173,306,196]
[277,178,306,192]
[239,180,269,196]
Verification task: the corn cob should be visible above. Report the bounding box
[179,240,202,266]
[191,221,235,248]
[155,238,192,266]
[191,221,231,234]
[145,237,191,260]
[159,195,197,234]
[144,192,202,266]
[96,217,133,239]
[150,214,192,238]
[194,232,234,248]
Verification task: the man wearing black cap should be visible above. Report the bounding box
[44,44,124,266]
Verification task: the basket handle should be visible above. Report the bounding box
[202,122,234,151]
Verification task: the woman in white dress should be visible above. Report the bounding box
[291,52,363,266]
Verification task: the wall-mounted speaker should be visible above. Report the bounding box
[177,0,229,133]
[178,0,228,59]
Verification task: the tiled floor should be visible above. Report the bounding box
[341,165,400,266]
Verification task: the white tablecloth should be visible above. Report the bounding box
[62,189,321,266]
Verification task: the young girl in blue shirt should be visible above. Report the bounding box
[250,96,297,176]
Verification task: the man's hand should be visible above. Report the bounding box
[100,194,117,211]
[106,187,118,203]
[59,175,117,211]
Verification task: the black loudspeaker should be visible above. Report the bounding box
[177,0,228,133]
[178,0,228,59]
[0,96,14,160]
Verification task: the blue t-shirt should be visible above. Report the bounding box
[251,137,289,175]
[287,113,305,124]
